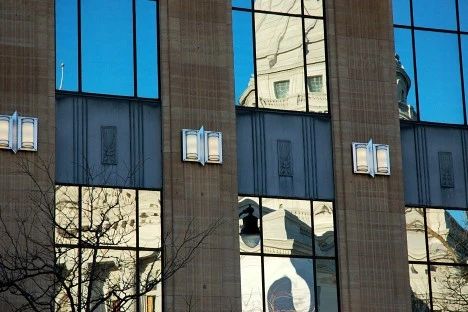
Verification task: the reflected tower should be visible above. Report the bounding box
[396,54,417,120]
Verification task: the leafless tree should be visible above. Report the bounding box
[0,156,221,312]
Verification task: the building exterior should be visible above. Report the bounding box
[1,0,467,312]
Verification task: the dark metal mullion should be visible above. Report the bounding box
[301,0,310,112]
[456,0,468,124]
[259,197,267,312]
[422,208,434,311]
[156,1,161,100]
[250,4,260,110]
[77,0,82,93]
[77,186,83,311]
[322,0,331,115]
[135,190,141,311]
[408,0,421,122]
[310,200,319,312]
[332,200,341,312]
[132,0,138,98]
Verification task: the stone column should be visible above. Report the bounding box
[159,0,241,311]
[327,0,412,311]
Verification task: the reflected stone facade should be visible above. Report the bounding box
[238,197,338,311]
[406,208,468,311]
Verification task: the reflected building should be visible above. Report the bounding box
[406,208,468,311]
[238,197,338,312]
[396,54,417,121]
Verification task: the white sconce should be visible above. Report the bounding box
[182,126,222,165]
[352,139,390,177]
[0,112,38,153]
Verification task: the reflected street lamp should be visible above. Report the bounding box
[239,204,261,248]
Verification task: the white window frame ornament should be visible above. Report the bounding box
[0,111,38,153]
[182,126,222,165]
[352,139,390,177]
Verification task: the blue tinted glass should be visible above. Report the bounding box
[233,10,255,106]
[460,2,468,32]
[233,0,251,9]
[462,36,468,117]
[394,28,417,115]
[415,31,463,124]
[81,0,134,96]
[137,0,158,98]
[56,0,78,91]
[413,0,456,30]
[392,0,411,25]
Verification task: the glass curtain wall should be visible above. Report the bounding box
[405,207,468,311]
[232,0,328,113]
[55,186,162,312]
[393,0,468,124]
[55,0,159,98]
[238,196,339,312]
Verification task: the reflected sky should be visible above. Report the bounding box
[393,0,468,124]
[56,0,159,98]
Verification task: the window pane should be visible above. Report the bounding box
[55,248,80,311]
[55,186,80,245]
[413,0,456,30]
[313,201,335,257]
[139,251,162,312]
[255,0,301,15]
[255,13,305,111]
[405,207,427,262]
[240,255,263,311]
[233,10,255,107]
[81,249,137,312]
[56,0,78,91]
[304,0,324,17]
[274,80,290,99]
[392,0,411,26]
[138,190,161,249]
[431,264,468,311]
[136,0,158,98]
[305,18,327,113]
[394,28,417,119]
[239,197,261,253]
[461,35,468,118]
[264,257,314,311]
[408,263,430,311]
[81,187,137,248]
[460,1,468,32]
[415,31,463,124]
[81,0,134,96]
[262,198,313,256]
[233,0,251,9]
[427,209,468,263]
[315,259,338,312]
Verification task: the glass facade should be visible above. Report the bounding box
[55,186,162,312]
[406,207,468,311]
[238,197,338,312]
[56,0,159,98]
[393,0,468,124]
[232,0,328,112]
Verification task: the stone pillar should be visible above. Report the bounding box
[0,0,55,310]
[159,0,241,311]
[327,0,412,311]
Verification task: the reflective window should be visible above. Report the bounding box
[56,0,159,99]
[405,206,468,311]
[308,75,323,93]
[55,186,162,311]
[239,196,336,311]
[394,0,468,124]
[233,0,328,113]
